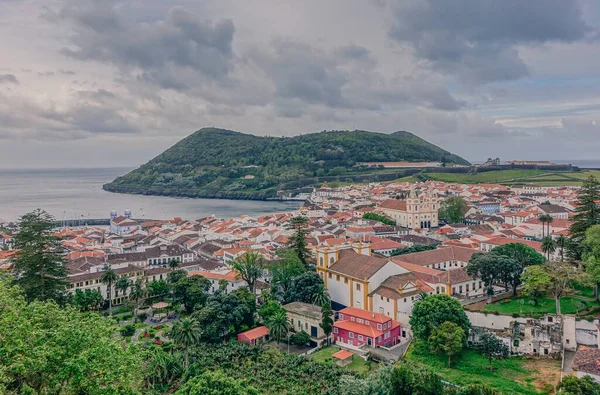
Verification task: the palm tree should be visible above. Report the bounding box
[171,317,201,370]
[541,236,556,260]
[101,267,118,315]
[129,279,146,323]
[312,285,330,306]
[538,214,551,238]
[116,276,131,300]
[231,251,264,294]
[556,235,567,261]
[168,258,180,271]
[546,215,554,237]
[266,309,290,345]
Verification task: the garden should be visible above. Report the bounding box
[310,346,376,375]
[479,282,600,320]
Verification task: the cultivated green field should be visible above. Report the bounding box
[422,169,600,186]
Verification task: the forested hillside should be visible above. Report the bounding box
[103,128,469,199]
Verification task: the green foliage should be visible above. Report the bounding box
[172,274,211,314]
[290,330,311,346]
[104,128,469,199]
[428,321,466,366]
[283,271,325,304]
[194,287,256,342]
[390,244,436,256]
[148,279,170,297]
[0,277,143,394]
[391,363,446,395]
[476,333,509,369]
[362,212,396,226]
[320,302,334,343]
[541,236,556,259]
[10,209,68,304]
[410,294,470,341]
[266,309,290,343]
[187,341,348,394]
[522,261,584,314]
[231,251,264,293]
[570,175,600,259]
[439,197,468,223]
[172,317,202,369]
[556,375,600,395]
[287,217,311,267]
[467,252,520,296]
[71,288,103,311]
[270,249,306,299]
[456,384,499,395]
[258,299,284,321]
[120,323,136,337]
[406,341,544,395]
[176,370,259,395]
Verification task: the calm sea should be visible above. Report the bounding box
[0,167,303,222]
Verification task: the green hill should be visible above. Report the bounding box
[103,128,469,199]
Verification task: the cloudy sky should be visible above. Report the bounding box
[1,0,600,168]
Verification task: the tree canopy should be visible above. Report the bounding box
[428,321,466,366]
[439,196,468,223]
[569,175,600,259]
[0,276,143,394]
[10,209,68,304]
[410,294,470,341]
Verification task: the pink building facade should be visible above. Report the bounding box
[333,307,402,348]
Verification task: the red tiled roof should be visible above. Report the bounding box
[339,307,389,324]
[378,199,407,211]
[238,326,269,341]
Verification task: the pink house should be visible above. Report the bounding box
[333,307,401,348]
[237,326,269,345]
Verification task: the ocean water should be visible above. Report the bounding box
[0,167,302,222]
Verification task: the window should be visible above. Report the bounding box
[365,320,370,326]
[305,323,308,330]
[319,257,323,266]
[330,257,334,264]
[356,283,361,291]
[466,284,469,292]
[333,327,338,334]
[404,298,407,302]
[344,277,348,284]
[351,316,355,322]
[378,336,382,342]
[336,275,340,281]
[547,317,553,323]
[349,332,354,338]
[377,324,382,330]
[328,273,332,279]
[384,331,390,339]
[380,296,383,301]
[357,318,364,324]
[452,287,456,295]
[459,286,463,293]
[358,335,363,341]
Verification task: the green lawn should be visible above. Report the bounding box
[310,346,374,375]
[405,342,554,395]
[424,170,546,184]
[483,296,596,315]
[423,169,598,186]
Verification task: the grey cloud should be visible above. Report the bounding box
[55,3,235,88]
[0,74,19,85]
[389,0,592,84]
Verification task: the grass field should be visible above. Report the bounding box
[422,169,600,186]
[405,342,559,394]
[483,295,598,316]
[310,346,374,375]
